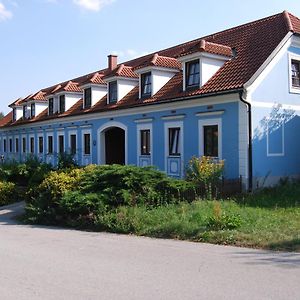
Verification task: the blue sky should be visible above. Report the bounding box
[0,0,299,113]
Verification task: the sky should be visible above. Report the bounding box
[0,0,300,114]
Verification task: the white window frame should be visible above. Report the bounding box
[82,129,92,157]
[164,121,184,175]
[8,136,13,153]
[21,135,27,154]
[29,134,35,154]
[198,118,222,159]
[288,53,300,94]
[266,119,285,157]
[68,130,77,155]
[57,131,65,154]
[37,133,44,154]
[46,132,54,155]
[15,136,19,154]
[137,123,153,164]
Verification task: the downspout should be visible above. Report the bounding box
[239,90,253,191]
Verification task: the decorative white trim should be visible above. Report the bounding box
[81,128,92,165]
[164,121,184,177]
[135,66,180,75]
[195,110,225,117]
[0,94,239,132]
[79,124,93,128]
[288,53,300,94]
[266,120,285,157]
[68,129,77,156]
[136,123,153,166]
[244,32,293,97]
[161,114,186,121]
[97,121,128,165]
[134,118,154,123]
[198,118,222,159]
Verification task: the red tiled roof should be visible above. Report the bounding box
[54,81,82,93]
[104,64,138,79]
[178,39,233,58]
[80,72,106,86]
[9,98,23,107]
[134,53,181,70]
[3,11,300,127]
[0,112,12,127]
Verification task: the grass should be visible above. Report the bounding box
[93,182,300,252]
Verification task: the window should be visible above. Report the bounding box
[108,81,117,103]
[58,135,64,154]
[23,105,27,119]
[38,137,43,154]
[9,138,12,153]
[141,72,151,98]
[70,134,76,155]
[59,95,65,113]
[30,137,34,153]
[15,138,19,153]
[186,60,200,89]
[3,139,6,152]
[48,136,53,154]
[204,125,219,157]
[84,133,91,155]
[140,129,150,155]
[13,108,16,122]
[168,128,181,156]
[22,137,26,153]
[84,88,92,108]
[49,98,54,115]
[31,103,35,118]
[291,60,300,88]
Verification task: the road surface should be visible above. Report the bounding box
[0,202,299,300]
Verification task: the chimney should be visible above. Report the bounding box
[108,54,118,71]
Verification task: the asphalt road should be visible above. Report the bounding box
[0,202,299,300]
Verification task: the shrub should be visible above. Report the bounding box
[0,181,18,206]
[79,164,188,207]
[57,152,78,170]
[25,168,84,224]
[186,156,224,199]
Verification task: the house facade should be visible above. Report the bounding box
[1,11,300,190]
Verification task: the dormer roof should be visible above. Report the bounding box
[80,72,106,86]
[104,64,138,80]
[178,39,233,58]
[9,98,23,107]
[54,81,82,94]
[134,53,181,71]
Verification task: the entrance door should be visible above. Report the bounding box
[104,127,125,165]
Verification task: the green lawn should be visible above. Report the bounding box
[94,183,300,252]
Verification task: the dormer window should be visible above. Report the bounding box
[31,103,35,118]
[59,95,65,113]
[141,72,152,98]
[291,60,300,88]
[108,81,117,104]
[186,60,200,89]
[23,105,27,119]
[49,98,54,115]
[84,88,92,108]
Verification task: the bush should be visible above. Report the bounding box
[25,168,84,224]
[79,164,189,207]
[0,181,18,206]
[186,156,224,199]
[57,152,78,170]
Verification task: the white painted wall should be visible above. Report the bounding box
[117,79,138,102]
[91,86,106,106]
[15,107,23,121]
[36,103,48,116]
[201,57,224,86]
[152,69,175,96]
[65,93,82,111]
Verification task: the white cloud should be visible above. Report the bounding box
[112,49,150,60]
[0,2,12,22]
[73,0,115,12]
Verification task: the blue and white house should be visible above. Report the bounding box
[1,11,300,190]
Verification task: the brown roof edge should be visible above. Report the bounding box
[283,10,294,32]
